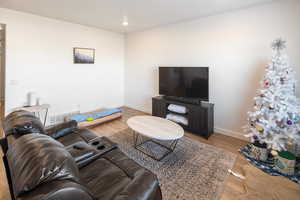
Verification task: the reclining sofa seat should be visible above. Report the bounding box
[0,110,162,200]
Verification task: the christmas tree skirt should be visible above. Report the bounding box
[240,144,300,184]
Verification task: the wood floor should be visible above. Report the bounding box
[0,107,299,200]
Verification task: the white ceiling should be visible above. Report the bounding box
[0,0,276,33]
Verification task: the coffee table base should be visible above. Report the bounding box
[133,131,179,161]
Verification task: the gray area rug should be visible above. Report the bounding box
[109,129,237,200]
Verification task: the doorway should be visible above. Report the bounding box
[0,24,5,121]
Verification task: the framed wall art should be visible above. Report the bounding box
[73,47,95,64]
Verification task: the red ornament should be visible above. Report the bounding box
[265,82,269,87]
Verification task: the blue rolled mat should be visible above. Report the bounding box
[70,108,122,123]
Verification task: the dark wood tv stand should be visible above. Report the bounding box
[152,96,214,139]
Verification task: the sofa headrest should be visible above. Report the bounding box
[6,134,80,198]
[3,110,45,138]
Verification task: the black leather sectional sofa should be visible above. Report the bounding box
[0,110,162,200]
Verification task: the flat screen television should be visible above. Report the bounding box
[159,67,209,101]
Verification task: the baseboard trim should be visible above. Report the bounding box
[124,104,151,114]
[214,127,249,142]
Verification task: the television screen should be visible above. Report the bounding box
[159,67,209,101]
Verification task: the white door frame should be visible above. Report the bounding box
[0,23,6,120]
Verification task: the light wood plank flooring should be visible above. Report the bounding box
[90,107,300,200]
[0,107,299,200]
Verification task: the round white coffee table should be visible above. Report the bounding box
[127,116,184,161]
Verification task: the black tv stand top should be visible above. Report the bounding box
[161,96,212,106]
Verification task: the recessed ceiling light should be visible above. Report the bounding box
[122,16,128,26]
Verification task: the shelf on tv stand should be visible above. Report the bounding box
[166,110,189,116]
[152,96,214,139]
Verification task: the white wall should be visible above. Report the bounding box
[0,25,4,113]
[0,8,125,117]
[125,0,300,140]
[1,1,299,139]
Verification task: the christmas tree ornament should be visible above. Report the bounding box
[287,141,293,146]
[244,39,300,151]
[293,116,300,121]
[271,150,278,156]
[256,125,264,133]
[265,82,270,87]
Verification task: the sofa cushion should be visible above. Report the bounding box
[56,132,86,146]
[79,149,161,200]
[56,129,97,147]
[3,110,44,138]
[79,158,131,200]
[7,134,80,197]
[75,128,98,142]
[19,180,94,200]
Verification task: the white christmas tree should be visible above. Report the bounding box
[245,39,300,151]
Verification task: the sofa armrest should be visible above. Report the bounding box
[0,137,8,154]
[114,169,162,200]
[45,120,78,139]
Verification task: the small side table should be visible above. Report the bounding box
[22,104,50,126]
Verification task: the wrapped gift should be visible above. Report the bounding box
[275,151,296,175]
[285,143,300,157]
[250,141,268,161]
